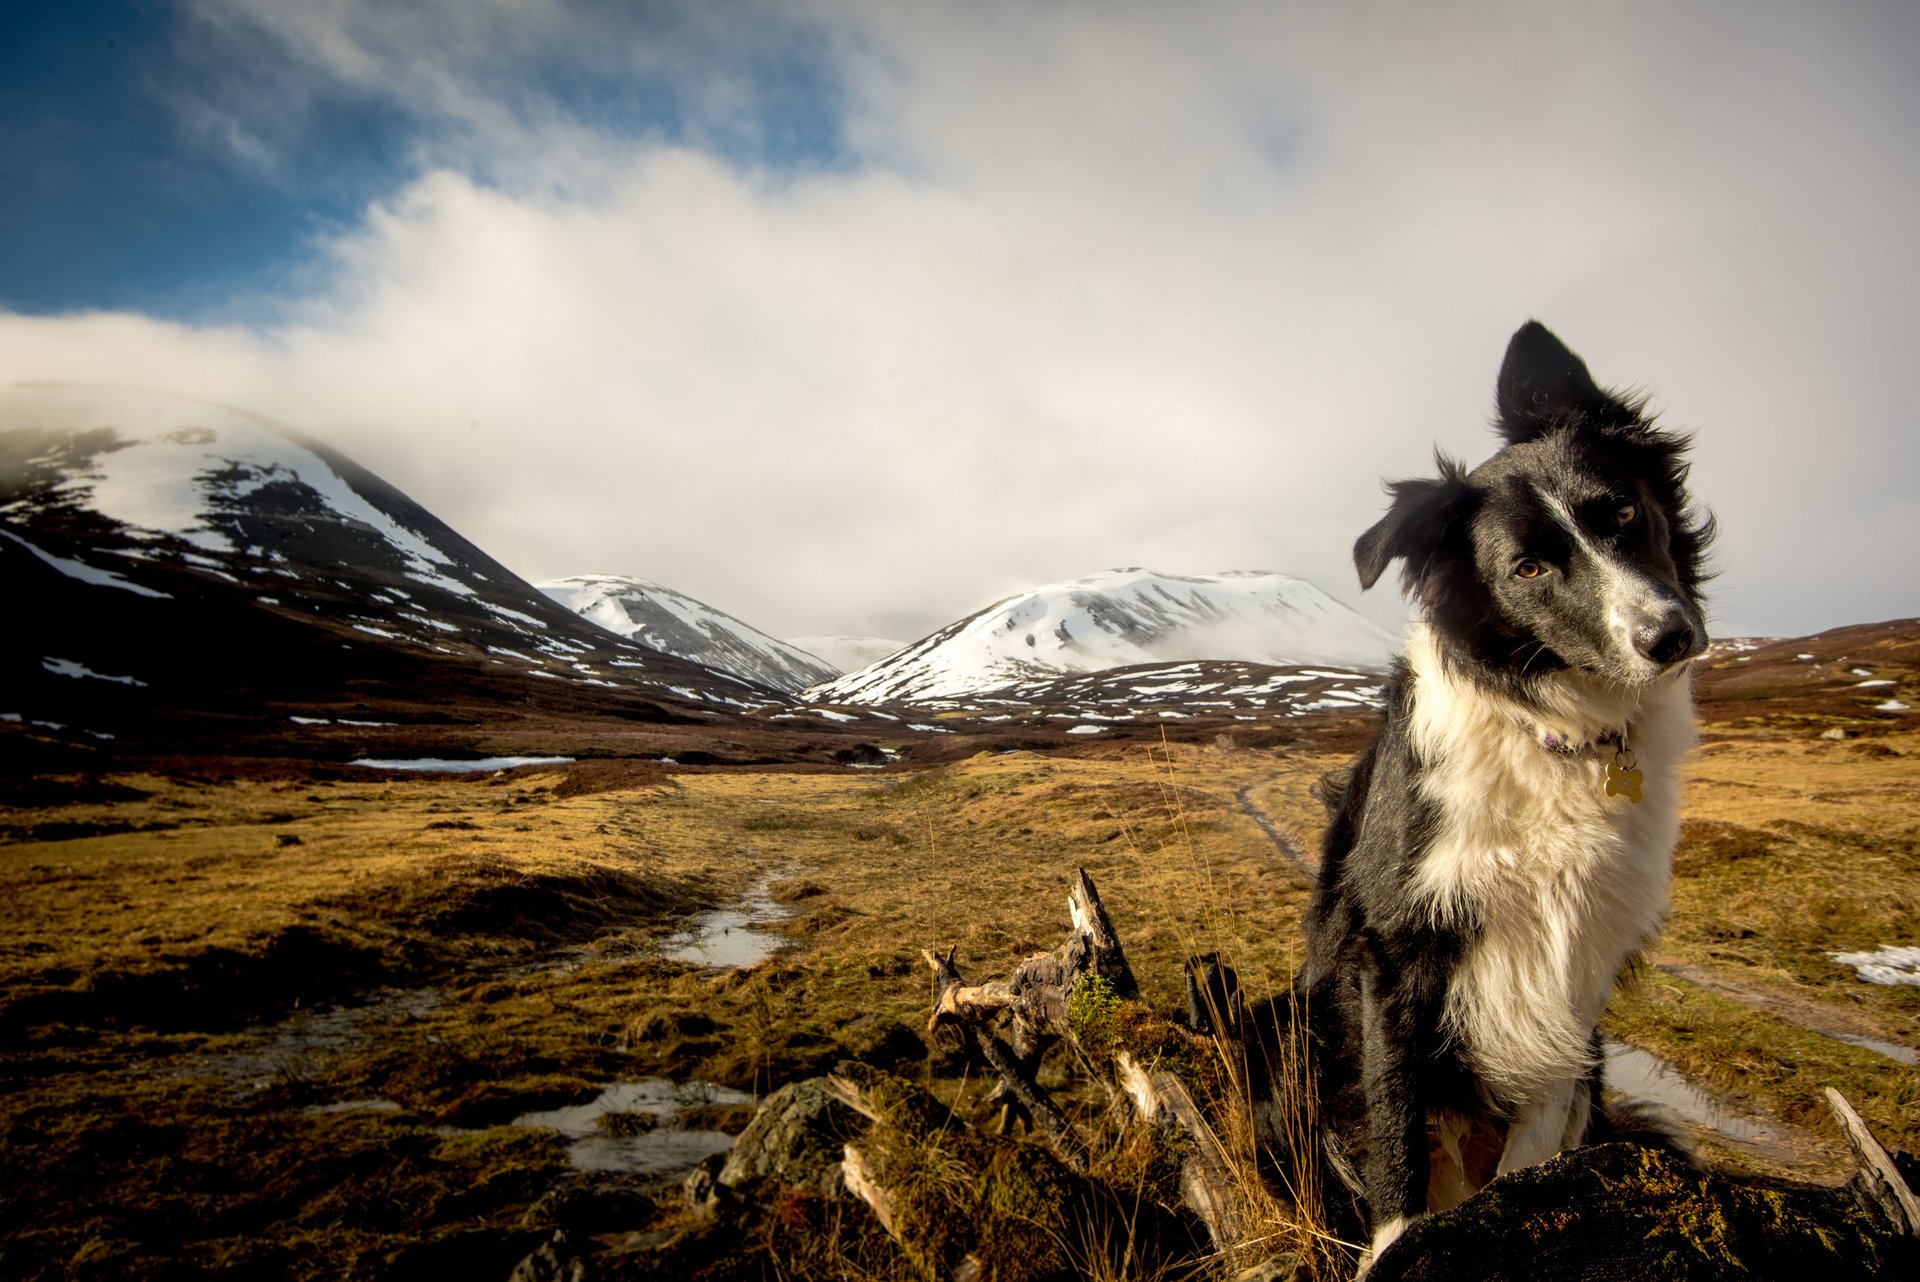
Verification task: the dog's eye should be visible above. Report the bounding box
[1613,502,1637,526]
[1513,558,1547,580]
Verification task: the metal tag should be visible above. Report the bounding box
[1605,749,1643,804]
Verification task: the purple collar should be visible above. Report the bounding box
[1541,728,1625,756]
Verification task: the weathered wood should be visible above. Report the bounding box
[1119,1051,1248,1249]
[840,1144,895,1236]
[1824,1086,1920,1236]
[922,945,1088,1170]
[1069,866,1138,996]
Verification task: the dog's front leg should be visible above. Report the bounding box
[1496,1075,1579,1175]
[1357,963,1435,1271]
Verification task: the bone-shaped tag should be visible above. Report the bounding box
[1605,753,1643,803]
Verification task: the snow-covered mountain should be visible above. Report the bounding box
[807,568,1399,705]
[0,384,777,747]
[784,635,907,676]
[539,575,836,693]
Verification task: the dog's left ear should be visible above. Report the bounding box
[1354,454,1473,593]
[1496,321,1635,443]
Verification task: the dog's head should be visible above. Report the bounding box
[1355,321,1712,688]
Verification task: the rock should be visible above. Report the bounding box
[1821,727,1851,741]
[683,1150,726,1208]
[1366,1142,1916,1281]
[508,1229,587,1282]
[717,1077,860,1198]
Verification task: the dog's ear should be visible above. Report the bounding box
[1495,321,1634,443]
[1354,455,1473,592]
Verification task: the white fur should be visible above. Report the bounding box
[1359,1215,1411,1276]
[1400,623,1694,1165]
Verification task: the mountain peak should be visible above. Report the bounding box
[808,567,1398,704]
[538,574,837,694]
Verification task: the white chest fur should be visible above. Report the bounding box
[1400,625,1694,1106]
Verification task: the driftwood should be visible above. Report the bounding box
[919,866,1141,1172]
[1824,1086,1920,1237]
[913,867,1253,1241]
[1119,1050,1249,1248]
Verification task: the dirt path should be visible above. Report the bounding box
[1653,960,1919,1066]
[1234,783,1316,879]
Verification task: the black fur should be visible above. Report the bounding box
[1268,322,1712,1256]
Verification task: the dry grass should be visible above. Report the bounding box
[1,714,1916,1276]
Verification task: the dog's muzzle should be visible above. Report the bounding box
[1629,597,1706,668]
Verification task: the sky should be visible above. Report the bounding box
[2,1,1917,646]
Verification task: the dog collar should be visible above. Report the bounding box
[1541,726,1643,803]
[1539,729,1624,756]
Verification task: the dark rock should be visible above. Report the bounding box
[509,1228,588,1282]
[377,1228,548,1280]
[717,1077,861,1197]
[834,743,887,767]
[684,1151,727,1209]
[1368,1142,1916,1282]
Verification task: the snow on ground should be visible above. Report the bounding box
[1828,945,1920,986]
[42,657,146,686]
[1,528,171,598]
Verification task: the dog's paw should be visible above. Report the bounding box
[1356,1215,1412,1277]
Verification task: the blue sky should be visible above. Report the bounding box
[2,2,1918,642]
[0,1,853,320]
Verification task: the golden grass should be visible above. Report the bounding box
[1,716,1916,1276]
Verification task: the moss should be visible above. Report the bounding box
[1067,973,1123,1058]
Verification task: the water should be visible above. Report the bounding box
[661,871,796,967]
[1831,1033,1920,1066]
[1603,1039,1797,1159]
[195,987,442,1095]
[512,1078,755,1175]
[350,756,575,772]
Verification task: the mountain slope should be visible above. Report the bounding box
[0,384,780,755]
[808,568,1398,705]
[539,574,836,693]
[784,635,906,676]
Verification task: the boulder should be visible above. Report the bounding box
[717,1077,860,1198]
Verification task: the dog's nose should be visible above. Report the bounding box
[1638,618,1700,666]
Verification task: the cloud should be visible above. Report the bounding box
[4,1,1917,642]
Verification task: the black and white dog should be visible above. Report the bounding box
[1295,321,1712,1268]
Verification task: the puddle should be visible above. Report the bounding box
[350,756,576,773]
[1831,1033,1920,1066]
[661,870,797,967]
[513,1078,755,1175]
[1603,1039,1797,1157]
[303,1097,403,1116]
[194,987,442,1095]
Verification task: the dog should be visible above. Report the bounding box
[1292,321,1712,1269]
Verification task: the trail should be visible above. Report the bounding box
[1653,961,1919,1067]
[1235,782,1315,880]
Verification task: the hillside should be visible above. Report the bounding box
[539,574,837,694]
[809,567,1399,704]
[0,385,799,764]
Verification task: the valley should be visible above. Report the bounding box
[2,624,1916,1277]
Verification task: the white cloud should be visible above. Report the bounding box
[5,1,1918,642]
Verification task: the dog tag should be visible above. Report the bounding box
[1605,749,1643,803]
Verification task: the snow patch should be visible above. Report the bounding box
[1,528,171,598]
[1829,945,1920,987]
[42,656,147,686]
